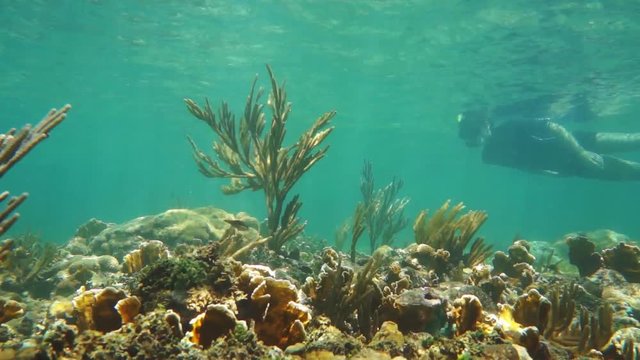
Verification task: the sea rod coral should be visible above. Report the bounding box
[0,104,71,238]
[185,65,336,252]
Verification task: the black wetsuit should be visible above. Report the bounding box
[481,119,640,180]
[482,119,586,177]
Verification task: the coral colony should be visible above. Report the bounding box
[1,68,640,359]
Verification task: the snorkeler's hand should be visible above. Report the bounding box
[581,151,604,169]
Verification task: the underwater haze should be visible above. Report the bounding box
[2,0,640,247]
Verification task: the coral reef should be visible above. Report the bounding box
[6,70,640,359]
[186,65,336,251]
[3,184,639,359]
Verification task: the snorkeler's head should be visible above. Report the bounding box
[457,110,492,147]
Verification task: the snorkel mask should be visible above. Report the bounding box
[457,111,492,147]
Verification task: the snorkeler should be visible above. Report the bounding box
[457,110,640,181]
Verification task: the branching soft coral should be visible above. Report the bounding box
[413,200,492,268]
[359,160,409,253]
[0,105,70,238]
[185,65,335,251]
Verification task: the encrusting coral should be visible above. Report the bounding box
[185,65,336,251]
[72,207,253,259]
[303,248,354,330]
[467,263,508,304]
[563,232,640,283]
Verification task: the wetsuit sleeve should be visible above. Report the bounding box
[482,120,601,175]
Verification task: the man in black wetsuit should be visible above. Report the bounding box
[457,110,640,181]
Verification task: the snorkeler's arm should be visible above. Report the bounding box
[545,122,604,169]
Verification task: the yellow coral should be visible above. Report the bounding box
[122,240,169,273]
[49,299,74,319]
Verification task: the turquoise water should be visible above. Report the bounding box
[1,0,639,248]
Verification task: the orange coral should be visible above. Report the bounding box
[512,289,551,332]
[237,265,311,348]
[0,298,24,323]
[72,287,141,332]
[189,304,237,348]
[115,296,141,324]
[0,239,12,263]
[450,294,484,335]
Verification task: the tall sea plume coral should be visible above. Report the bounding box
[185,65,336,251]
[358,160,410,253]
